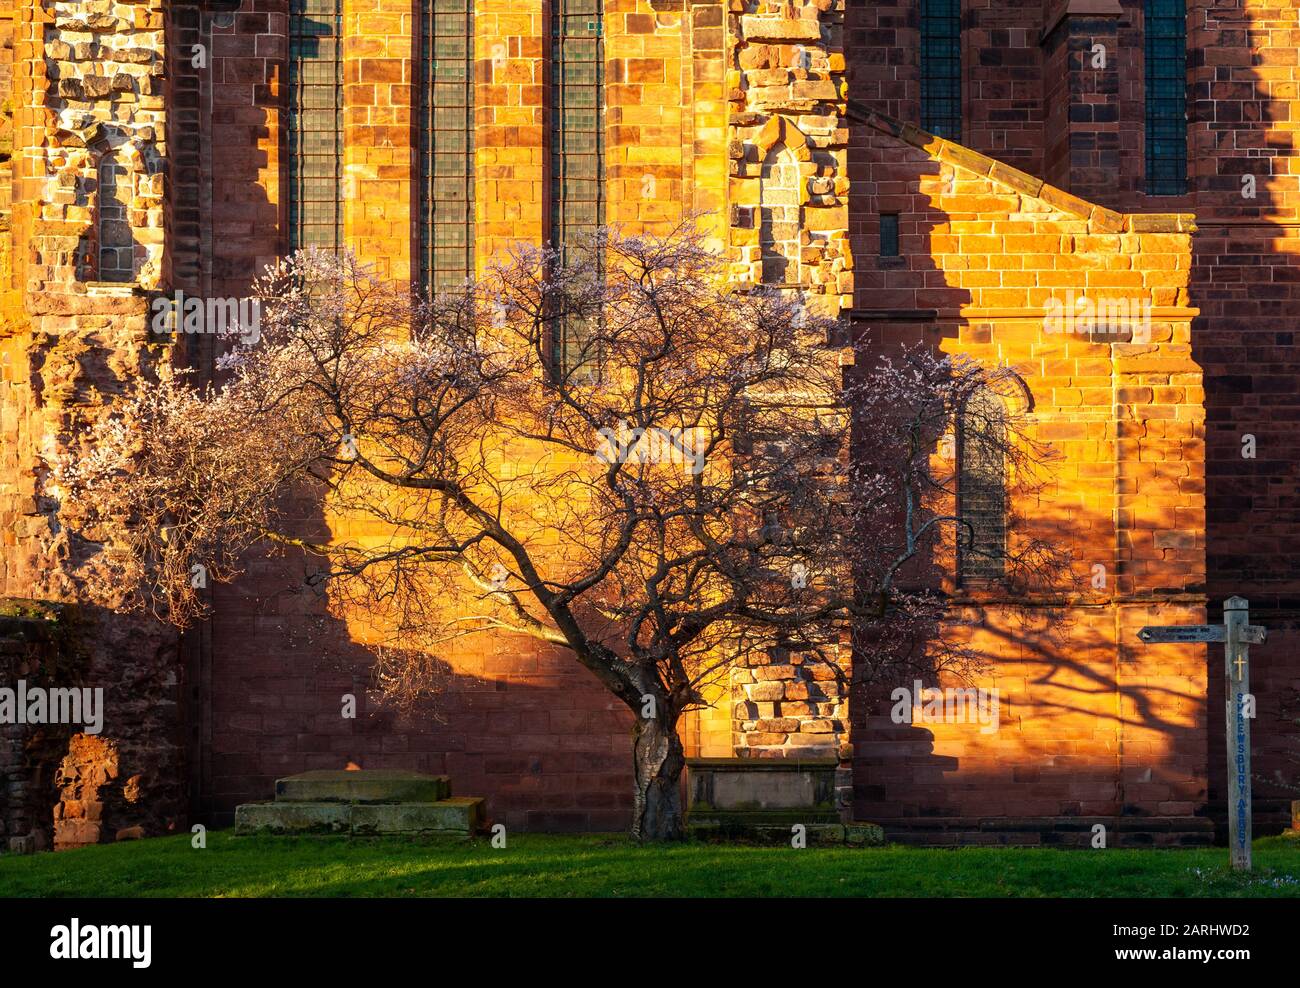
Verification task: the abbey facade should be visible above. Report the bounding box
[0,0,1296,847]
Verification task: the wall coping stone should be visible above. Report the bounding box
[844,101,1197,235]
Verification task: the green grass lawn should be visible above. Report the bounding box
[1,831,1298,897]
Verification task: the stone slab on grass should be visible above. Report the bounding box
[351,798,485,836]
[274,770,451,804]
[235,801,350,836]
[235,797,485,837]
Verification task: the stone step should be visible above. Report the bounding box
[351,798,485,837]
[234,797,485,838]
[273,770,450,804]
[235,801,348,837]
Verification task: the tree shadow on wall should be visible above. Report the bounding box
[842,93,1215,832]
[180,18,634,836]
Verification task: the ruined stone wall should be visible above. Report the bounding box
[0,0,185,847]
[0,600,73,851]
[690,0,852,770]
[674,3,856,819]
[1,4,13,230]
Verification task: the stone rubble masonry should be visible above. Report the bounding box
[0,599,72,850]
[680,1,855,813]
[727,0,851,308]
[0,0,185,847]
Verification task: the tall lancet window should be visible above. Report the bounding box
[957,389,1007,586]
[419,0,476,292]
[1144,0,1187,195]
[920,0,962,140]
[549,0,605,381]
[288,0,344,250]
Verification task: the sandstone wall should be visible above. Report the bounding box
[1185,0,1300,831]
[847,106,1208,836]
[0,0,185,847]
[837,0,1299,837]
[193,0,724,831]
[0,600,71,850]
[5,0,1292,840]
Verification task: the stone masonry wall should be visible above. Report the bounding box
[689,2,856,818]
[0,0,185,847]
[6,0,1294,840]
[728,0,850,308]
[842,0,1299,839]
[847,105,1208,837]
[195,0,716,832]
[1184,0,1300,830]
[0,600,74,851]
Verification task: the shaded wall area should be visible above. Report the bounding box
[1184,0,1300,833]
[0,599,186,850]
[203,560,635,831]
[0,601,70,850]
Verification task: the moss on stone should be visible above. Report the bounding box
[0,598,66,623]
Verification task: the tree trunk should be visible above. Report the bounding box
[630,713,686,842]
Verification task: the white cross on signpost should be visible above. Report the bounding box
[1137,596,1266,872]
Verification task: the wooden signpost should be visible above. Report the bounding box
[1137,597,1266,872]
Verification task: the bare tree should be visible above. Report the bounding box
[57,224,1066,841]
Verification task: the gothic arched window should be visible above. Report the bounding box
[957,388,1007,585]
